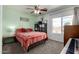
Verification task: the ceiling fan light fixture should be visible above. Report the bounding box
[26,5,47,14]
[37,10,40,14]
[34,10,37,14]
[34,10,40,14]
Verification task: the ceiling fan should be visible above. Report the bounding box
[26,5,47,14]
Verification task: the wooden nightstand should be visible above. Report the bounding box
[2,35,16,44]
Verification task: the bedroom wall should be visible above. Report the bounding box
[2,6,37,37]
[0,5,2,53]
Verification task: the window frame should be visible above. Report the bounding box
[52,15,73,34]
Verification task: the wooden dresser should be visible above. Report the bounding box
[64,25,79,45]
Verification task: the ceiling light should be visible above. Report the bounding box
[34,10,37,14]
[34,10,40,14]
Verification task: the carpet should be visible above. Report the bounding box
[2,39,63,54]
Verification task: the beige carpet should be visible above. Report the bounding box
[3,39,64,54]
[27,39,63,54]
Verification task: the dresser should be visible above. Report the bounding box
[64,25,79,45]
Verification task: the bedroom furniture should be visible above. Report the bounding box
[3,35,16,44]
[64,25,79,45]
[61,38,79,54]
[34,21,47,33]
[15,28,48,52]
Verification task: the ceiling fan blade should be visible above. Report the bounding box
[26,8,33,10]
[40,8,47,11]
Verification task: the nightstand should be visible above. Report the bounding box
[2,35,16,44]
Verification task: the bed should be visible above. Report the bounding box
[15,28,48,51]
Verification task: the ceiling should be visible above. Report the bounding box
[6,5,62,15]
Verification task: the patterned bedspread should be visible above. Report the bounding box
[15,32,47,50]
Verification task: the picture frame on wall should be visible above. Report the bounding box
[20,17,29,22]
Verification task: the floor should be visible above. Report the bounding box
[2,39,64,54]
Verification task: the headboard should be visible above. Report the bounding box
[64,25,79,45]
[16,28,33,33]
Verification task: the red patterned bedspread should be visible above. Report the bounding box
[15,32,47,50]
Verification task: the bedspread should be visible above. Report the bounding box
[15,32,47,50]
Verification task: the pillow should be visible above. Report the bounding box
[26,28,33,32]
[16,28,26,33]
[16,28,33,33]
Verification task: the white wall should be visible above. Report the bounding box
[0,5,2,54]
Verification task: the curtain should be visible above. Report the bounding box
[73,7,79,25]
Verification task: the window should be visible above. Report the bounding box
[62,15,73,32]
[52,17,61,33]
[63,15,73,26]
[52,15,73,34]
